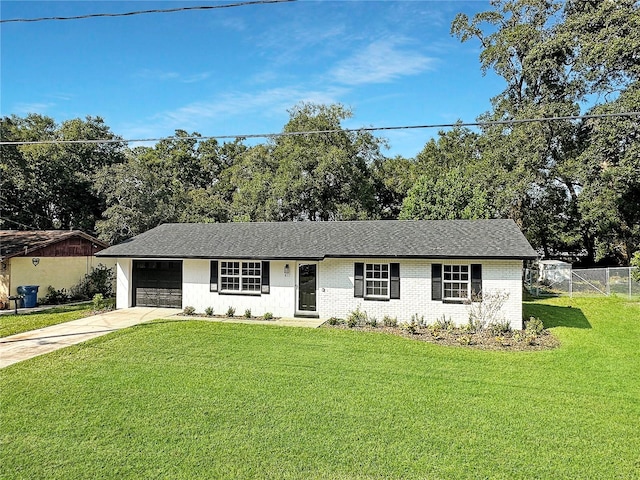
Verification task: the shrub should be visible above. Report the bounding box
[69,264,115,300]
[226,306,236,317]
[244,309,252,318]
[434,315,454,331]
[525,316,544,335]
[92,293,106,311]
[382,315,398,327]
[411,313,426,327]
[183,306,196,316]
[468,290,509,331]
[367,316,378,328]
[43,286,70,305]
[458,334,473,346]
[205,307,214,317]
[402,317,419,335]
[327,317,343,326]
[346,307,367,328]
[488,319,512,335]
[263,312,273,320]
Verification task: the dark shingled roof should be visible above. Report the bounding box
[1,230,108,260]
[97,220,538,260]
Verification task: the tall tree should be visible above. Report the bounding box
[451,0,640,264]
[270,103,382,221]
[0,114,126,232]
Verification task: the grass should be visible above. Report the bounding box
[1,296,639,479]
[0,303,93,338]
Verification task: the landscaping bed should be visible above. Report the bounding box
[323,321,559,350]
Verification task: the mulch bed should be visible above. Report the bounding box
[322,324,560,351]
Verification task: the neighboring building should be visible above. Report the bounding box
[97,220,538,329]
[0,230,114,308]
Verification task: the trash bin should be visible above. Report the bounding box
[17,285,39,308]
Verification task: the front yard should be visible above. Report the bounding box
[1,296,639,478]
[0,304,94,338]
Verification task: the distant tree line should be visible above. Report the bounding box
[2,0,639,266]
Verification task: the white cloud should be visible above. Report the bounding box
[134,69,211,83]
[330,38,435,86]
[12,102,56,115]
[143,85,348,133]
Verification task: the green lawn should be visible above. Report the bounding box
[1,297,639,479]
[0,304,93,338]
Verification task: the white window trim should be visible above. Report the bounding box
[220,260,261,295]
[443,264,471,301]
[364,262,390,300]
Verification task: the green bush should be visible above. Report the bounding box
[183,306,196,316]
[263,312,273,320]
[226,306,236,317]
[402,319,419,335]
[367,316,378,328]
[346,307,367,328]
[434,315,454,331]
[525,316,544,335]
[488,319,512,335]
[327,317,343,326]
[205,307,214,317]
[69,264,115,300]
[43,286,70,305]
[92,294,106,311]
[244,309,252,319]
[382,315,398,327]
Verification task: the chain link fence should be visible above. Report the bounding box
[525,266,640,298]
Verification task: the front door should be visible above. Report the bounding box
[298,263,317,312]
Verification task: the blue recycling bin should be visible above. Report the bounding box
[17,285,39,308]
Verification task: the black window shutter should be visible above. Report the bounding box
[261,261,270,294]
[210,260,218,292]
[354,262,364,298]
[390,263,400,299]
[471,264,482,301]
[431,263,442,300]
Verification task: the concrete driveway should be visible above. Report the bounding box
[0,307,178,369]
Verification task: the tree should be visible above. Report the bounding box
[270,103,382,221]
[0,114,126,232]
[451,0,640,264]
[399,126,493,220]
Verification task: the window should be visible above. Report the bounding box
[443,264,470,300]
[220,261,261,293]
[365,263,389,298]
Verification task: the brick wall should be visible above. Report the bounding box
[116,257,524,329]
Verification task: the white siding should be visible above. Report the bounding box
[318,258,524,330]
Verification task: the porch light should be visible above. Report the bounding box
[32,258,40,267]
[284,264,290,275]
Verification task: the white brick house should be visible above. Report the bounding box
[97,220,538,329]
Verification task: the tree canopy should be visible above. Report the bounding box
[2,1,639,266]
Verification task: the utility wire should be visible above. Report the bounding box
[0,0,295,24]
[1,111,638,147]
[0,217,39,231]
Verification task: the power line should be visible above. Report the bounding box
[0,217,39,231]
[0,111,638,147]
[0,0,295,24]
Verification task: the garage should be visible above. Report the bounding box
[132,260,182,308]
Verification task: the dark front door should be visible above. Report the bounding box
[132,260,182,308]
[298,264,317,312]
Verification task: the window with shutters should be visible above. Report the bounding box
[365,263,389,298]
[220,261,261,293]
[443,264,470,300]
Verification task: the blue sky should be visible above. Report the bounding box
[1,1,504,158]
